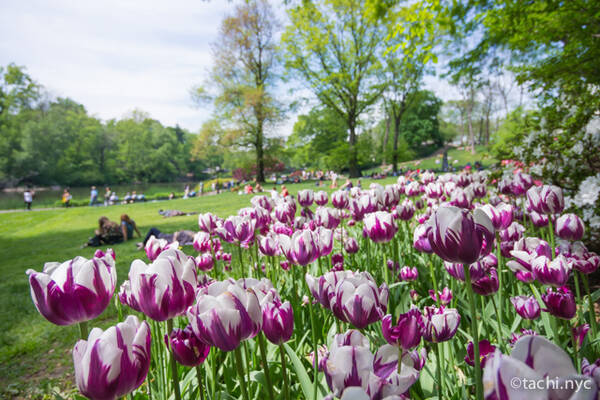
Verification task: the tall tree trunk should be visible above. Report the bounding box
[392,116,400,173]
[348,122,359,178]
[256,122,265,183]
[467,104,475,154]
[382,116,390,163]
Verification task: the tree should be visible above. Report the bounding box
[193,0,283,182]
[286,106,348,170]
[282,0,385,177]
[398,90,442,155]
[0,64,41,185]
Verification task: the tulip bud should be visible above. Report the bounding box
[331,190,349,209]
[315,190,329,206]
[542,286,576,320]
[166,325,210,366]
[399,266,418,281]
[198,212,219,234]
[298,189,314,207]
[555,213,585,241]
[465,339,495,367]
[421,306,460,343]
[262,299,294,345]
[344,237,359,254]
[510,295,541,320]
[381,308,423,349]
[471,268,499,296]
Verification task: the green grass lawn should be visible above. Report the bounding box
[0,178,398,399]
[399,145,496,170]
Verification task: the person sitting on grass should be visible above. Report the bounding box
[136,227,195,250]
[83,216,123,247]
[120,214,141,241]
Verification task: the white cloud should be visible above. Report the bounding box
[0,0,238,131]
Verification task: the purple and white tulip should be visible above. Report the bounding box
[73,315,151,400]
[166,325,210,367]
[262,298,294,345]
[426,206,495,265]
[510,295,541,320]
[363,212,397,243]
[555,213,585,241]
[27,253,116,325]
[542,286,576,320]
[145,235,178,261]
[421,306,460,343]
[381,307,423,349]
[127,249,197,321]
[187,280,262,351]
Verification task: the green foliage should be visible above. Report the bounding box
[282,0,386,177]
[490,107,539,161]
[398,90,443,155]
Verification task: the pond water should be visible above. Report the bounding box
[0,182,198,210]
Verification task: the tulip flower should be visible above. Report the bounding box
[555,213,585,241]
[27,253,117,325]
[399,266,418,281]
[396,199,415,221]
[315,190,329,206]
[421,306,460,343]
[187,280,262,351]
[118,280,142,313]
[426,206,495,264]
[532,254,571,286]
[330,271,389,329]
[332,190,349,209]
[216,215,255,247]
[262,298,294,345]
[344,237,359,254]
[572,324,590,348]
[73,315,151,400]
[500,221,525,243]
[322,330,420,399]
[471,268,499,296]
[444,260,488,282]
[166,325,210,367]
[94,248,115,260]
[450,188,472,209]
[428,287,453,306]
[198,212,220,234]
[350,195,376,220]
[510,295,541,320]
[542,286,576,320]
[316,207,341,229]
[425,182,443,199]
[479,203,513,230]
[381,308,423,349]
[195,253,214,271]
[127,249,197,321]
[317,227,334,257]
[511,172,533,196]
[145,235,179,261]
[275,201,295,225]
[483,335,597,399]
[465,340,495,368]
[279,229,320,265]
[363,211,397,243]
[193,231,212,253]
[251,195,273,211]
[258,233,280,257]
[239,206,271,230]
[530,211,549,227]
[413,224,432,253]
[298,189,314,207]
[582,358,600,387]
[405,181,421,197]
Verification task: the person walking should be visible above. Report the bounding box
[90,186,98,206]
[24,189,33,210]
[62,189,72,207]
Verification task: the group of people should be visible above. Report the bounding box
[83,213,194,249]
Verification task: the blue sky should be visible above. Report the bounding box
[0,0,467,134]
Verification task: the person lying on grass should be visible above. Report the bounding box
[136,227,195,250]
[158,209,198,218]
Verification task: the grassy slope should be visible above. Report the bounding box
[0,178,397,398]
[399,145,496,170]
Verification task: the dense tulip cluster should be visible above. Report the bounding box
[26,165,600,400]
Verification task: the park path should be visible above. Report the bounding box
[0,207,62,214]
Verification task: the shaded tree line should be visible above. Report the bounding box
[0,64,205,188]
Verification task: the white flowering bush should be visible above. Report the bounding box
[493,112,600,251]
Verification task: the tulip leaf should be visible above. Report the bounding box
[283,342,326,400]
[510,315,522,333]
[249,370,267,386]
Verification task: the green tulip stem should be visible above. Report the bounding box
[166,319,182,400]
[257,333,275,400]
[78,321,88,340]
[573,271,584,323]
[234,346,250,400]
[279,344,291,400]
[428,256,440,307]
[195,365,205,400]
[490,295,503,351]
[304,277,319,400]
[464,266,483,400]
[495,232,504,347]
[582,274,598,337]
[434,342,444,398]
